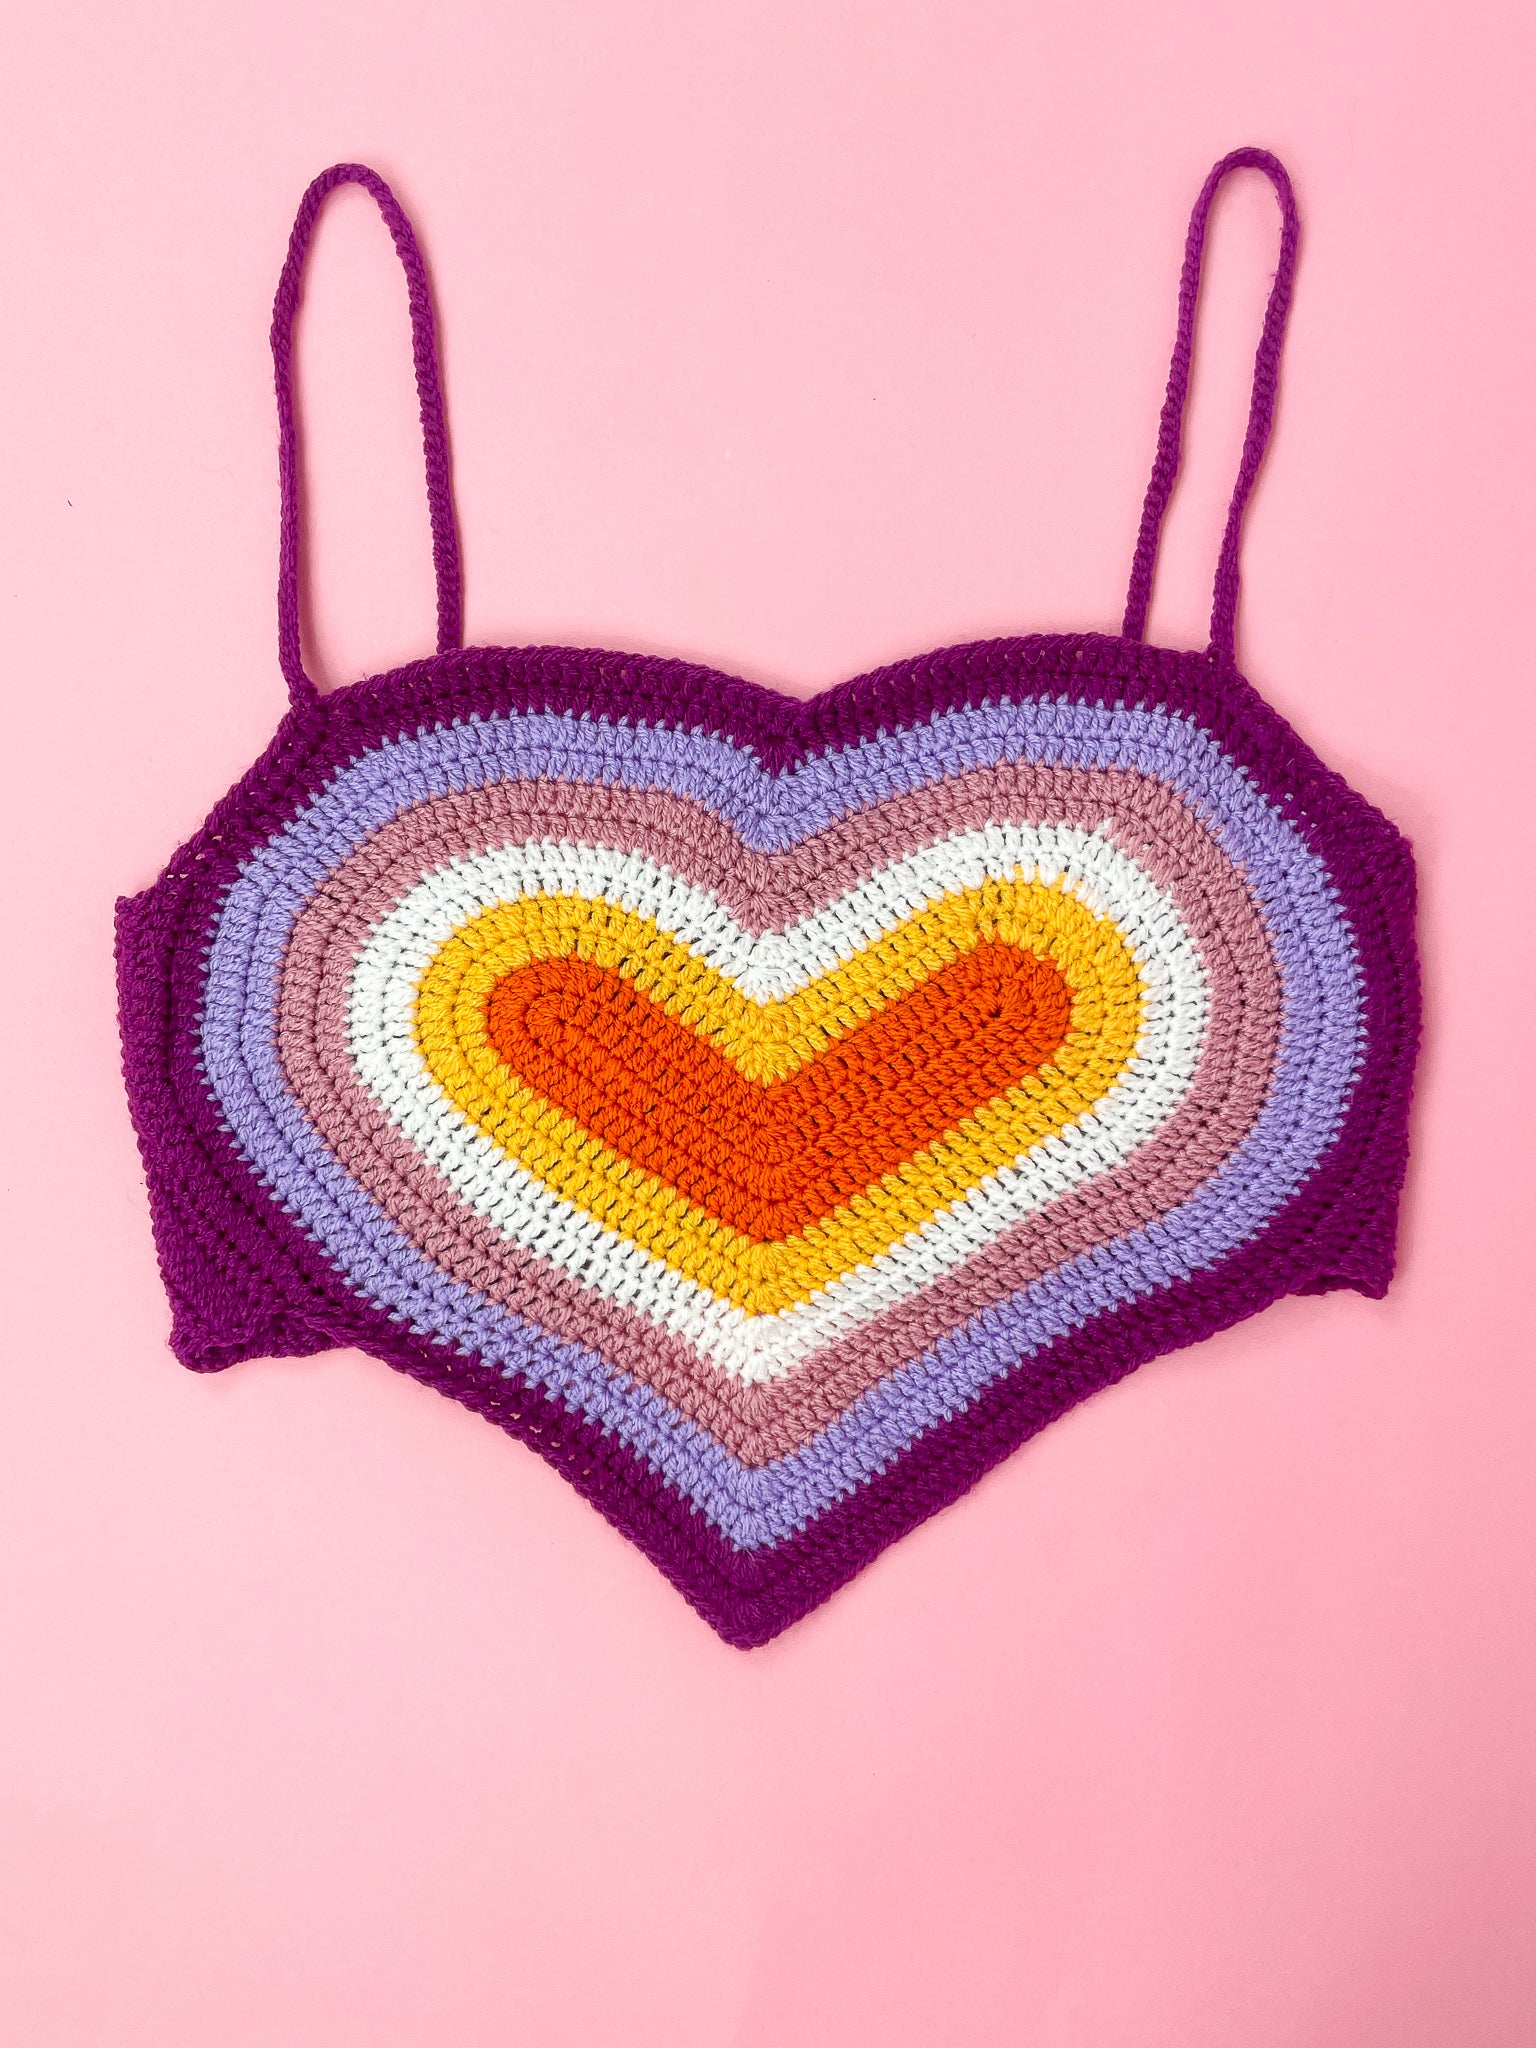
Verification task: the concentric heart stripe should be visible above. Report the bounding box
[408,874,1147,1310]
[335,833,1200,1366]
[196,687,1369,1562]
[272,773,1274,1443]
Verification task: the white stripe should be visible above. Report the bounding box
[342,826,1207,1382]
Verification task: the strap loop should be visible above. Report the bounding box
[271,164,463,704]
[1122,147,1300,662]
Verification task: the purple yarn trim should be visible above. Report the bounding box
[117,631,1419,1645]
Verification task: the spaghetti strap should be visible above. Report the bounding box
[1122,147,1300,662]
[270,163,463,704]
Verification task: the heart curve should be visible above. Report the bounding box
[117,634,1417,1647]
[409,868,1148,1314]
[484,940,1075,1242]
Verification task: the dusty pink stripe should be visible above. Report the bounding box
[269,765,1246,935]
[276,766,1280,1463]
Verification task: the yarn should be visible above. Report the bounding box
[115,152,1420,1646]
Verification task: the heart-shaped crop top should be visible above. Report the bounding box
[115,149,1420,1646]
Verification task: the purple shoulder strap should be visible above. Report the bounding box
[1122,147,1300,662]
[269,153,1295,694]
[270,163,463,705]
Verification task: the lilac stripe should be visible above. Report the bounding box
[276,764,1280,1463]
[200,700,1361,1546]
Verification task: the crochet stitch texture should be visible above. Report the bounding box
[116,152,1419,1646]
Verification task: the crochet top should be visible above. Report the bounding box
[116,150,1419,1647]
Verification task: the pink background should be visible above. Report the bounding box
[5,3,1535,2042]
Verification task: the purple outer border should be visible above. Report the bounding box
[116,631,1419,1648]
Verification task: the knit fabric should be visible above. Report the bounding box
[115,154,1420,1647]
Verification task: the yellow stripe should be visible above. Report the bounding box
[410,880,1144,1313]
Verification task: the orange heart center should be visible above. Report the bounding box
[485,941,1074,1243]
